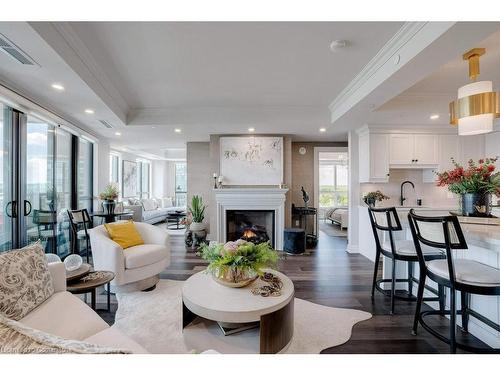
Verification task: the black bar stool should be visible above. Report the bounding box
[368,206,445,314]
[408,209,500,353]
[67,209,92,263]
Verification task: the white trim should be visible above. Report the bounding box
[346,244,359,254]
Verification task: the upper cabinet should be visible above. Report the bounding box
[358,130,389,183]
[389,134,438,167]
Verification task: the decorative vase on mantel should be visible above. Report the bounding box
[461,193,491,217]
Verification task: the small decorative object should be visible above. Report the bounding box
[64,254,83,272]
[217,175,223,189]
[199,240,278,288]
[436,157,500,217]
[45,253,61,264]
[298,146,307,155]
[185,229,208,250]
[363,190,389,207]
[99,183,119,214]
[213,173,218,189]
[301,186,310,208]
[251,272,283,297]
[188,195,206,231]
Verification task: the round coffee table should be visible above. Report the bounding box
[67,271,115,311]
[182,270,294,354]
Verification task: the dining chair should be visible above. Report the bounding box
[67,208,93,263]
[33,209,58,254]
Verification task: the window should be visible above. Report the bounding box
[110,154,119,184]
[77,139,93,211]
[318,152,348,211]
[175,162,187,207]
[137,161,151,199]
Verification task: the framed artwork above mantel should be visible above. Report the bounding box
[219,136,283,186]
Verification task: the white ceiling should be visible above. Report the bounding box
[372,29,500,129]
[0,21,403,155]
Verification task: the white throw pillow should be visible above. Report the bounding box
[141,198,156,211]
[162,197,173,208]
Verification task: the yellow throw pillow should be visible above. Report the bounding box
[104,220,144,249]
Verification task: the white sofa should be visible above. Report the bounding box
[89,222,171,292]
[125,198,186,225]
[19,261,147,353]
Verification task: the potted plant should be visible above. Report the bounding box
[188,195,206,231]
[99,183,119,214]
[436,157,500,217]
[363,190,389,207]
[199,240,278,288]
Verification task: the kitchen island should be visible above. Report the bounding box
[359,205,500,348]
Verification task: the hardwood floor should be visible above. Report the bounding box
[93,229,490,354]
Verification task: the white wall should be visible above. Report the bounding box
[347,130,359,254]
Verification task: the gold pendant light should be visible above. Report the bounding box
[449,48,500,135]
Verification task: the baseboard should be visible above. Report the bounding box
[346,244,359,253]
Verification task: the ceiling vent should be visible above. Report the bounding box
[0,33,38,66]
[98,120,114,129]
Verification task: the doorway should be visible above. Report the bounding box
[314,147,349,237]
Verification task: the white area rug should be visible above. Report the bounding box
[114,280,371,354]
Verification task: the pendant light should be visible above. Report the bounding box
[449,48,500,136]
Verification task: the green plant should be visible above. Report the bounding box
[363,190,389,202]
[189,195,205,223]
[199,240,278,276]
[436,157,500,195]
[99,183,119,200]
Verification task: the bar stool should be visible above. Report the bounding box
[408,209,500,353]
[368,206,445,314]
[67,209,92,263]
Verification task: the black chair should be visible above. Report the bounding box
[408,209,500,353]
[368,206,445,314]
[67,209,92,263]
[33,209,58,254]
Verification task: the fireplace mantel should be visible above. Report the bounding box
[214,187,289,250]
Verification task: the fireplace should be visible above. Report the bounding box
[226,210,275,247]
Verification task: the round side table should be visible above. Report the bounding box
[67,271,115,311]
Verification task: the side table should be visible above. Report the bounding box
[184,229,208,250]
[67,270,115,311]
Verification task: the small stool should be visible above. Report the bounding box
[284,228,306,255]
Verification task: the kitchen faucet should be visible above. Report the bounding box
[400,180,415,206]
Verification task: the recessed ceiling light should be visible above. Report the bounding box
[430,114,440,120]
[329,40,348,52]
[51,83,64,91]
[248,127,255,133]
[115,132,121,136]
[174,128,182,133]
[319,128,327,132]
[84,109,94,114]
[151,126,156,129]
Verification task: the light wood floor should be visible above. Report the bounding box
[93,229,489,354]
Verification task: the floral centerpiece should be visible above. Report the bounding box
[363,190,389,207]
[436,157,500,216]
[99,183,119,214]
[198,240,278,288]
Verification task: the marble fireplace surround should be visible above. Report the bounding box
[214,188,289,250]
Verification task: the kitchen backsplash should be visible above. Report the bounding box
[360,169,460,208]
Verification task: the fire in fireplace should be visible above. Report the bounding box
[226,210,275,247]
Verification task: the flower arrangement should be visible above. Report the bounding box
[436,158,500,195]
[99,183,119,200]
[363,190,389,207]
[199,239,278,287]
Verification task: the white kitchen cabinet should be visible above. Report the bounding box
[423,134,460,183]
[389,134,438,167]
[358,131,389,183]
[459,134,485,164]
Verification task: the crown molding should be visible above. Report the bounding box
[28,22,129,124]
[329,22,456,123]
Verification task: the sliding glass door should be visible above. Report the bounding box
[0,104,14,251]
[22,115,56,253]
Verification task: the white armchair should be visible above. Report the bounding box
[89,222,171,292]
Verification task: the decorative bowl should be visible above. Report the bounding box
[210,267,258,288]
[45,253,61,264]
[64,254,83,272]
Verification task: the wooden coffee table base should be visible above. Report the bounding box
[182,297,294,354]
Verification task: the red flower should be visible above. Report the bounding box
[488,164,495,172]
